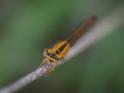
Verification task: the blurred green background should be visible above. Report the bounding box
[0,0,124,93]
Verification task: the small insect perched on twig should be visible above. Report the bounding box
[41,16,97,75]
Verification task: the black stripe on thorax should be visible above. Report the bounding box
[55,42,68,54]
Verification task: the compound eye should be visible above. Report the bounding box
[47,53,59,61]
[48,53,54,58]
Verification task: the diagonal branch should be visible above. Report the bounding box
[0,4,124,93]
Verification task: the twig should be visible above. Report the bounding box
[0,4,124,93]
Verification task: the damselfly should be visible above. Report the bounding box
[41,16,97,74]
